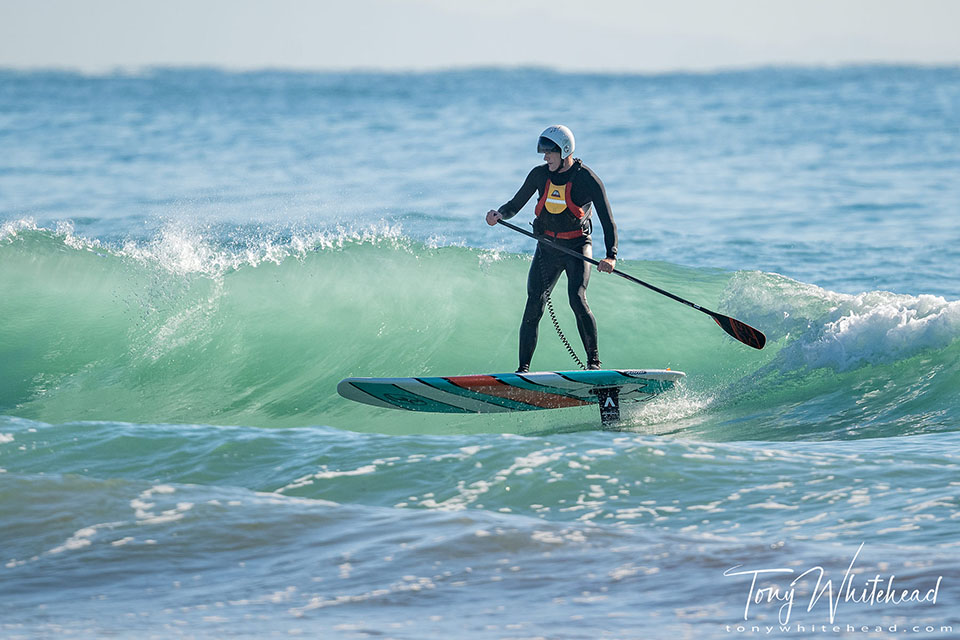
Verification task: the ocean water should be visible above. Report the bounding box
[1,66,959,639]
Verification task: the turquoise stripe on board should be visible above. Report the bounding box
[556,370,639,385]
[348,381,473,414]
[557,371,672,394]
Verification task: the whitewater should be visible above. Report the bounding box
[1,66,959,639]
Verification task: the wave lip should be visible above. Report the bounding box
[801,292,960,372]
[732,271,960,373]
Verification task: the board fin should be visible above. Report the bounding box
[595,387,621,426]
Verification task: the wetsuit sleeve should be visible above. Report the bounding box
[586,171,618,260]
[497,167,542,220]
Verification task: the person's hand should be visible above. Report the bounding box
[485,210,503,226]
[598,257,616,273]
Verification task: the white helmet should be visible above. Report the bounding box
[537,125,575,159]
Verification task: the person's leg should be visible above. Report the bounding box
[518,245,564,372]
[565,241,601,368]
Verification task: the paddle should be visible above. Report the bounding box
[496,219,766,350]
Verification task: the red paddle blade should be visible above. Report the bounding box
[714,315,766,350]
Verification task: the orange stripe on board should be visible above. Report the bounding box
[446,375,590,409]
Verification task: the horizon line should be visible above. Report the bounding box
[3,60,959,78]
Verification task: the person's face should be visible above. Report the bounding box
[543,151,562,171]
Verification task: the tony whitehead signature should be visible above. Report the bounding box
[723,543,943,624]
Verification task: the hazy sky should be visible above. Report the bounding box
[1,0,959,72]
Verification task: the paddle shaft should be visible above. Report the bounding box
[498,219,711,313]
[496,218,766,349]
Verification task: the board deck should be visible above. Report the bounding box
[337,369,684,423]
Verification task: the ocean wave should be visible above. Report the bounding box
[2,224,958,437]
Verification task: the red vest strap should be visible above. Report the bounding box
[534,179,586,219]
[534,180,549,217]
[565,185,586,219]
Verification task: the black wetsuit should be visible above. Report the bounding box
[497,159,618,370]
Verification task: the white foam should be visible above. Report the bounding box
[113,220,414,277]
[47,522,122,555]
[48,527,97,554]
[0,217,103,253]
[129,486,194,525]
[531,530,565,544]
[287,576,436,616]
[150,484,177,495]
[746,501,799,510]
[777,291,960,372]
[0,217,40,241]
[121,227,237,276]
[726,271,960,372]
[55,220,95,251]
[274,464,379,494]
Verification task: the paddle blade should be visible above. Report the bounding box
[713,315,766,350]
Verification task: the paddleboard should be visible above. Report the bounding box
[337,369,684,424]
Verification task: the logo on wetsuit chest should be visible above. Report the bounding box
[544,182,568,214]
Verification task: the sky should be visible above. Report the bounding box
[1,0,959,73]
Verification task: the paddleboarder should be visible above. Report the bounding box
[486,125,618,373]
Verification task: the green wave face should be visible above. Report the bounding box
[2,226,958,438]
